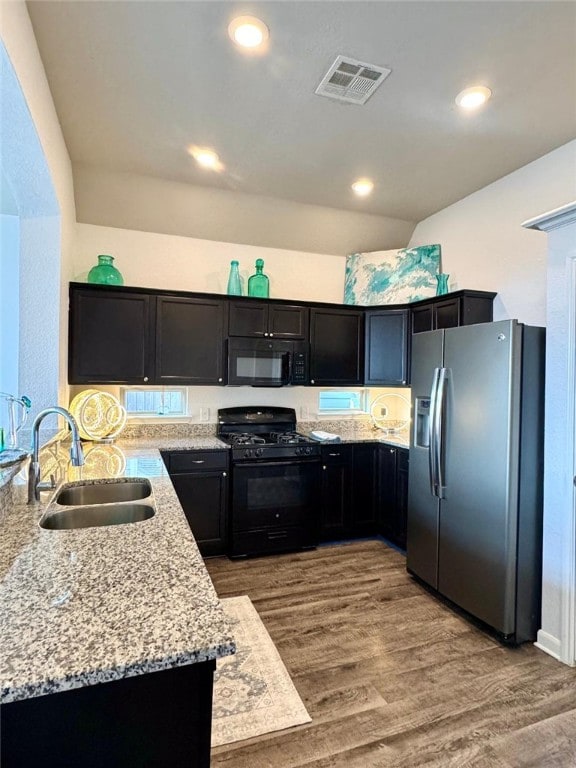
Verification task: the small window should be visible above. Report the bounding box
[318,390,366,413]
[121,387,187,417]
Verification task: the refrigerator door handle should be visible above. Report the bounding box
[428,367,441,496]
[435,367,449,499]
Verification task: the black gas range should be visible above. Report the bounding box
[217,406,321,558]
[218,407,320,461]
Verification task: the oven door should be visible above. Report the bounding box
[227,338,292,386]
[231,459,320,556]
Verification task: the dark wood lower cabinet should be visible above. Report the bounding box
[1,660,216,768]
[320,442,409,548]
[320,444,353,541]
[379,445,409,549]
[351,444,379,536]
[162,450,229,556]
[320,443,379,540]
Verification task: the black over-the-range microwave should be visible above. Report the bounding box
[227,337,309,386]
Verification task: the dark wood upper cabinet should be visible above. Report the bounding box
[69,284,495,387]
[268,304,309,339]
[309,307,363,385]
[69,286,154,384]
[228,300,308,339]
[364,309,410,386]
[411,291,495,334]
[155,295,226,384]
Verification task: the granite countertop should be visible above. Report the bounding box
[305,428,410,449]
[0,440,235,705]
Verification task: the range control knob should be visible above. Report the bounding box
[255,448,263,458]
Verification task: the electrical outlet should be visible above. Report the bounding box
[380,406,388,417]
[199,407,210,422]
[300,405,309,420]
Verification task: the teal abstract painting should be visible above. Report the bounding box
[344,244,441,305]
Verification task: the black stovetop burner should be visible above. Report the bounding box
[218,406,319,460]
[221,430,312,447]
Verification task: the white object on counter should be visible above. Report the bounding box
[310,430,341,442]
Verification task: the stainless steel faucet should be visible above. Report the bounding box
[28,407,84,503]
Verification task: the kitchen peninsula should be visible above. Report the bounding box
[0,438,234,768]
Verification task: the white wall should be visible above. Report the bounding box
[75,224,347,303]
[0,1,76,415]
[0,215,19,397]
[525,206,576,664]
[74,165,416,257]
[408,140,576,327]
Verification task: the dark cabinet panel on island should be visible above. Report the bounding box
[365,309,410,386]
[69,287,154,384]
[228,300,308,339]
[155,295,226,384]
[310,307,364,385]
[162,450,229,557]
[2,660,215,768]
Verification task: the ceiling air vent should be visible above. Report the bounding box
[315,55,392,105]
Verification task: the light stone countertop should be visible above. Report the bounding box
[0,440,235,705]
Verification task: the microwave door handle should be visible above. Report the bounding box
[283,352,292,385]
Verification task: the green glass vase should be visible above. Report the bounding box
[88,255,124,286]
[436,273,450,296]
[227,260,242,295]
[248,258,269,298]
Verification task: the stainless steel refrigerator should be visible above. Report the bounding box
[407,320,545,643]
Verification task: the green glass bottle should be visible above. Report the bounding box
[88,255,124,286]
[227,260,242,295]
[435,273,450,296]
[248,258,269,298]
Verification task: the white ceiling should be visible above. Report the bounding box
[27,1,576,223]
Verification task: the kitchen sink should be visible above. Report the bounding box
[55,479,152,506]
[40,502,155,530]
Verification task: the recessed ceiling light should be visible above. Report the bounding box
[455,86,492,110]
[188,146,223,172]
[352,178,374,197]
[228,16,269,49]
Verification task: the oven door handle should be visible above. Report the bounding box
[234,459,321,469]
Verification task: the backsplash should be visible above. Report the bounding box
[121,416,407,441]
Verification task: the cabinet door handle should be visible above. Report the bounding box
[218,377,223,383]
[222,472,227,477]
[328,452,341,457]
[269,333,274,337]
[143,376,149,382]
[192,460,205,464]
[323,465,327,470]
[264,332,269,337]
[311,379,315,384]
[390,449,396,454]
[275,512,280,518]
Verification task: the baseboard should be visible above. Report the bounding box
[534,629,570,663]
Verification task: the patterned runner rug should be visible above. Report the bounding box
[211,595,311,747]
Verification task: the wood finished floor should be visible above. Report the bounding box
[206,540,576,768]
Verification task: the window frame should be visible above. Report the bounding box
[317,389,368,415]
[120,386,188,419]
